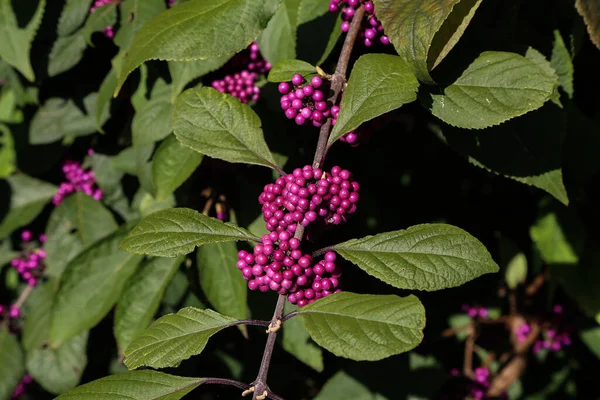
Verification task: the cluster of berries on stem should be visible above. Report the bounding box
[278,75,331,127]
[211,43,270,104]
[53,155,102,206]
[10,230,46,287]
[329,0,389,47]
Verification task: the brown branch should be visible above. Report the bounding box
[13,285,34,310]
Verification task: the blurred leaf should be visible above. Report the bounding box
[581,327,600,359]
[152,134,203,202]
[197,242,248,324]
[448,313,471,341]
[247,214,269,240]
[258,0,299,65]
[333,224,498,291]
[314,370,376,400]
[282,303,324,372]
[0,124,16,178]
[0,327,24,400]
[423,52,557,129]
[121,208,260,257]
[48,35,87,77]
[316,12,342,65]
[0,0,45,81]
[298,0,329,24]
[0,239,18,267]
[57,0,90,37]
[168,56,230,102]
[23,279,59,352]
[0,88,23,123]
[575,0,600,50]
[268,59,316,82]
[29,93,108,144]
[124,307,237,369]
[296,292,425,361]
[551,30,574,98]
[95,68,117,132]
[45,193,118,278]
[162,269,190,308]
[50,224,144,346]
[174,87,281,170]
[115,0,282,94]
[133,189,176,217]
[132,79,174,147]
[505,252,527,289]
[80,2,117,45]
[0,174,57,239]
[329,54,419,145]
[55,370,204,400]
[372,0,479,83]
[115,256,184,353]
[442,104,568,205]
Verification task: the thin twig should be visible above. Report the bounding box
[232,319,272,327]
[281,311,298,323]
[311,246,333,259]
[13,285,34,310]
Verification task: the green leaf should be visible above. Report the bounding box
[50,224,144,346]
[44,193,118,278]
[314,370,376,400]
[551,30,574,98]
[575,0,600,50]
[115,256,184,353]
[27,331,88,394]
[115,0,282,94]
[316,12,342,65]
[124,307,237,369]
[197,242,248,321]
[505,252,527,289]
[329,54,419,145]
[22,279,59,352]
[0,174,56,239]
[0,239,18,267]
[57,0,91,37]
[114,0,166,52]
[268,59,316,82]
[152,134,203,202]
[296,292,425,361]
[55,370,204,400]
[257,0,299,65]
[0,0,45,81]
[333,224,498,291]
[282,303,324,372]
[298,0,330,24]
[0,124,16,178]
[80,2,118,45]
[0,328,25,400]
[169,56,230,102]
[423,51,557,129]
[581,327,600,359]
[372,0,479,83]
[121,208,259,257]
[29,93,108,144]
[95,68,117,132]
[173,87,280,170]
[48,34,88,77]
[132,79,174,147]
[442,103,568,204]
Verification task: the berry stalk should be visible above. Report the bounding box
[250,6,365,399]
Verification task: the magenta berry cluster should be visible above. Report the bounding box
[462,304,489,319]
[533,328,572,353]
[211,43,270,103]
[236,231,341,306]
[10,375,33,400]
[10,230,46,287]
[278,75,331,127]
[329,0,390,47]
[258,165,360,234]
[90,0,117,38]
[53,159,102,205]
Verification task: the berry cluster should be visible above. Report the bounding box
[10,230,46,287]
[278,75,331,127]
[444,367,507,400]
[258,165,359,234]
[10,375,33,400]
[211,43,270,103]
[462,304,489,319]
[90,0,117,38]
[236,232,341,306]
[533,328,572,353]
[329,0,389,47]
[53,159,102,205]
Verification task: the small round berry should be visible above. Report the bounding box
[303,85,314,96]
[364,1,374,13]
[278,82,291,94]
[291,74,304,85]
[312,90,324,102]
[285,108,297,119]
[311,76,323,88]
[341,21,350,32]
[380,35,390,45]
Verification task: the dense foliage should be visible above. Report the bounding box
[1,0,600,399]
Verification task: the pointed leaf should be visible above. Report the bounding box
[197,242,247,321]
[48,34,88,77]
[332,224,498,291]
[115,256,184,353]
[296,292,425,361]
[0,0,45,81]
[96,68,117,132]
[282,303,323,372]
[0,328,25,400]
[314,370,376,400]
[373,0,479,83]
[0,174,57,239]
[115,0,282,94]
[152,135,203,202]
[0,124,16,178]
[551,30,574,98]
[124,307,237,369]
[121,208,260,257]
[257,0,299,65]
[268,59,316,82]
[55,371,204,400]
[423,51,557,129]
[169,56,231,102]
[581,327,600,359]
[173,87,280,170]
[329,54,418,145]
[132,79,174,147]
[50,224,144,346]
[22,279,59,352]
[57,0,91,37]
